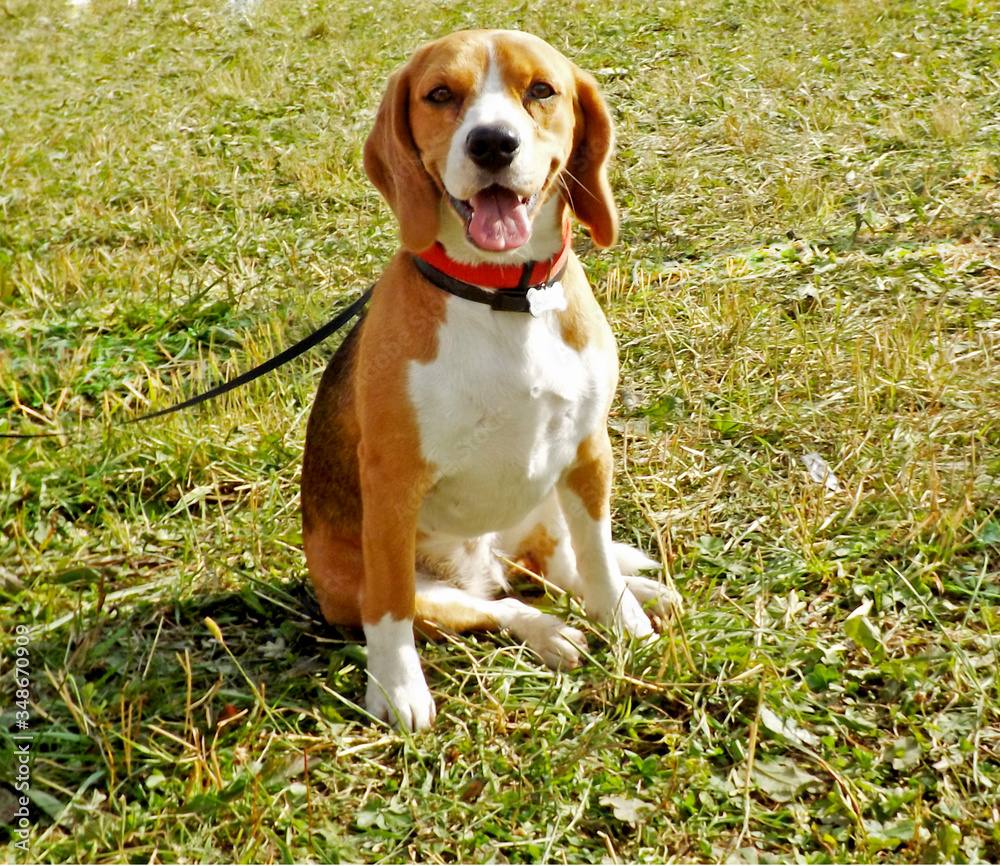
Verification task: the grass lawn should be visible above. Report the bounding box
[2,0,999,861]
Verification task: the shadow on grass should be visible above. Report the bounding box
[1,575,372,834]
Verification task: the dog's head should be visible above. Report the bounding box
[363,30,617,256]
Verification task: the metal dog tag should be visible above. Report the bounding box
[526,281,567,317]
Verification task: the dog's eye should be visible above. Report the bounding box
[425,85,454,105]
[527,81,555,101]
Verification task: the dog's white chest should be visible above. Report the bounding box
[409,299,611,535]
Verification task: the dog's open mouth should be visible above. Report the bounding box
[449,186,540,252]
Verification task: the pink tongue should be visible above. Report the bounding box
[468,187,532,251]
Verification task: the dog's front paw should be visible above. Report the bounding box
[626,574,684,625]
[364,617,436,732]
[586,587,655,640]
[612,590,657,639]
[366,672,436,732]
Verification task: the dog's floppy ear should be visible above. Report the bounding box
[566,68,618,248]
[363,64,441,253]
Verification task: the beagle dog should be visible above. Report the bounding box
[301,30,679,731]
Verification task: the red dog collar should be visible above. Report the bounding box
[413,217,572,314]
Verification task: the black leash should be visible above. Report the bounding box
[1,286,373,440]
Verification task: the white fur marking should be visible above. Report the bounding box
[410,301,613,538]
[442,42,548,206]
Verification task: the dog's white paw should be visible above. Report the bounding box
[365,671,436,732]
[529,619,588,670]
[584,585,655,640]
[612,542,661,575]
[626,574,684,623]
[495,599,587,670]
[364,614,436,732]
[612,589,657,639]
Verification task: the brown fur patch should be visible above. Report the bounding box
[302,318,364,539]
[356,255,447,624]
[414,596,498,637]
[555,256,593,351]
[515,522,560,575]
[564,433,613,522]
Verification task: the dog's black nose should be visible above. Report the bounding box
[466,124,520,170]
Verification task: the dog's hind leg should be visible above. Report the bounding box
[414,579,587,670]
[303,522,364,627]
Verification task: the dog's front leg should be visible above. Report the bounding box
[558,432,654,638]
[359,443,436,732]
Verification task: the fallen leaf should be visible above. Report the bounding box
[599,794,650,826]
[844,613,884,661]
[801,451,842,492]
[751,757,823,803]
[760,706,821,748]
[886,735,922,771]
